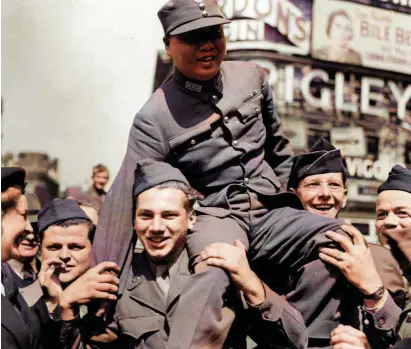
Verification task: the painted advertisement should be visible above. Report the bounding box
[311,0,411,74]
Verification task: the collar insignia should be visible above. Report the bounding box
[185,81,202,92]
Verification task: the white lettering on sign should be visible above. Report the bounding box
[361,78,389,120]
[300,70,332,110]
[335,73,358,113]
[224,19,264,42]
[220,0,309,48]
[345,157,390,181]
[249,59,411,124]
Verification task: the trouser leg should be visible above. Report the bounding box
[250,207,354,347]
[166,214,248,349]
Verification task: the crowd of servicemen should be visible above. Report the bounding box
[2,1,411,349]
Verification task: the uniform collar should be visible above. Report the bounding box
[144,249,185,281]
[172,68,223,102]
[7,259,37,279]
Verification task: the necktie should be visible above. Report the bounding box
[22,264,36,281]
[155,264,170,298]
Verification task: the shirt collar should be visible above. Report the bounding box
[7,259,37,279]
[144,249,185,281]
[172,68,223,102]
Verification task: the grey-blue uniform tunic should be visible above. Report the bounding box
[93,61,348,348]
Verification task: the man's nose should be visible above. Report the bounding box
[58,247,71,262]
[318,182,331,197]
[200,40,215,50]
[384,211,399,228]
[149,216,165,232]
[25,218,33,233]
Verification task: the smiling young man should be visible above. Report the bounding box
[92,1,372,348]
[1,167,44,349]
[375,165,411,341]
[289,138,404,348]
[4,193,42,289]
[287,138,348,219]
[96,159,307,349]
[326,165,411,349]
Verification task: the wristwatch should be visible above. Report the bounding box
[362,286,385,300]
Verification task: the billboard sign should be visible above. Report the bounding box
[312,0,411,74]
[350,0,411,14]
[220,0,313,55]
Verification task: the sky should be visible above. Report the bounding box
[2,0,167,190]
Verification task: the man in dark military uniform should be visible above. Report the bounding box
[1,167,44,349]
[375,165,411,342]
[328,165,411,349]
[91,160,307,349]
[288,139,404,348]
[92,1,366,347]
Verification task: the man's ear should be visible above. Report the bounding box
[163,36,172,57]
[342,188,348,209]
[188,210,196,231]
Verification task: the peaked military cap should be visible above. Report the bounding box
[377,165,411,194]
[1,167,26,192]
[134,159,189,198]
[158,0,230,36]
[288,137,347,190]
[38,198,91,234]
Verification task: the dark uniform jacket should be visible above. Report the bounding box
[106,250,307,349]
[92,60,294,281]
[1,264,44,349]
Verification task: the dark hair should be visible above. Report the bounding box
[163,36,170,47]
[136,180,203,212]
[40,218,96,243]
[326,10,352,39]
[1,184,26,216]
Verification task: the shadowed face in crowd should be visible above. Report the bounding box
[41,224,92,285]
[376,190,411,269]
[296,172,347,218]
[93,171,109,191]
[166,25,226,81]
[134,187,196,263]
[1,188,34,262]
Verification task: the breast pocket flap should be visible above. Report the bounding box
[237,93,263,123]
[169,123,212,149]
[118,314,163,341]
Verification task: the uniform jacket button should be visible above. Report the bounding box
[378,318,385,327]
[212,95,218,100]
[190,139,196,146]
[244,178,249,184]
[255,108,261,114]
[223,116,229,124]
[233,140,238,146]
[199,3,205,10]
[263,312,272,320]
[132,276,140,282]
[363,319,370,325]
[202,10,208,17]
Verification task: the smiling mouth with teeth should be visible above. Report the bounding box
[198,56,215,62]
[148,237,168,243]
[314,205,333,211]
